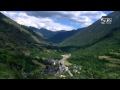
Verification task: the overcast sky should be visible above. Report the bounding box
[1,11,112,31]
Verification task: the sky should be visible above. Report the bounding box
[1,11,112,31]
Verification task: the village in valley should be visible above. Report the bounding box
[32,54,82,78]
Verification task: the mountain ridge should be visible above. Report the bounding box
[29,26,66,39]
[49,30,78,44]
[60,11,120,47]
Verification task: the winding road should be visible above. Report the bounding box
[59,54,73,77]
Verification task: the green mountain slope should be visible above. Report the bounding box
[60,11,120,47]
[0,12,46,47]
[67,27,120,79]
[0,12,61,79]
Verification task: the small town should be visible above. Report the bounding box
[41,54,82,78]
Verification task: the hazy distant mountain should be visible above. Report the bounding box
[61,11,120,47]
[29,26,66,39]
[49,30,78,44]
[29,26,78,44]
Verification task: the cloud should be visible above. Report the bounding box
[1,11,74,31]
[1,11,107,31]
[25,11,107,27]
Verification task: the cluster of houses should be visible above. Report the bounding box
[41,54,82,78]
[43,58,66,76]
[42,58,75,77]
[73,65,82,74]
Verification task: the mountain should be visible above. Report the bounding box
[29,26,66,39]
[0,12,61,79]
[60,11,120,47]
[39,28,57,39]
[28,26,44,37]
[0,12,47,47]
[67,26,120,79]
[49,30,78,44]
